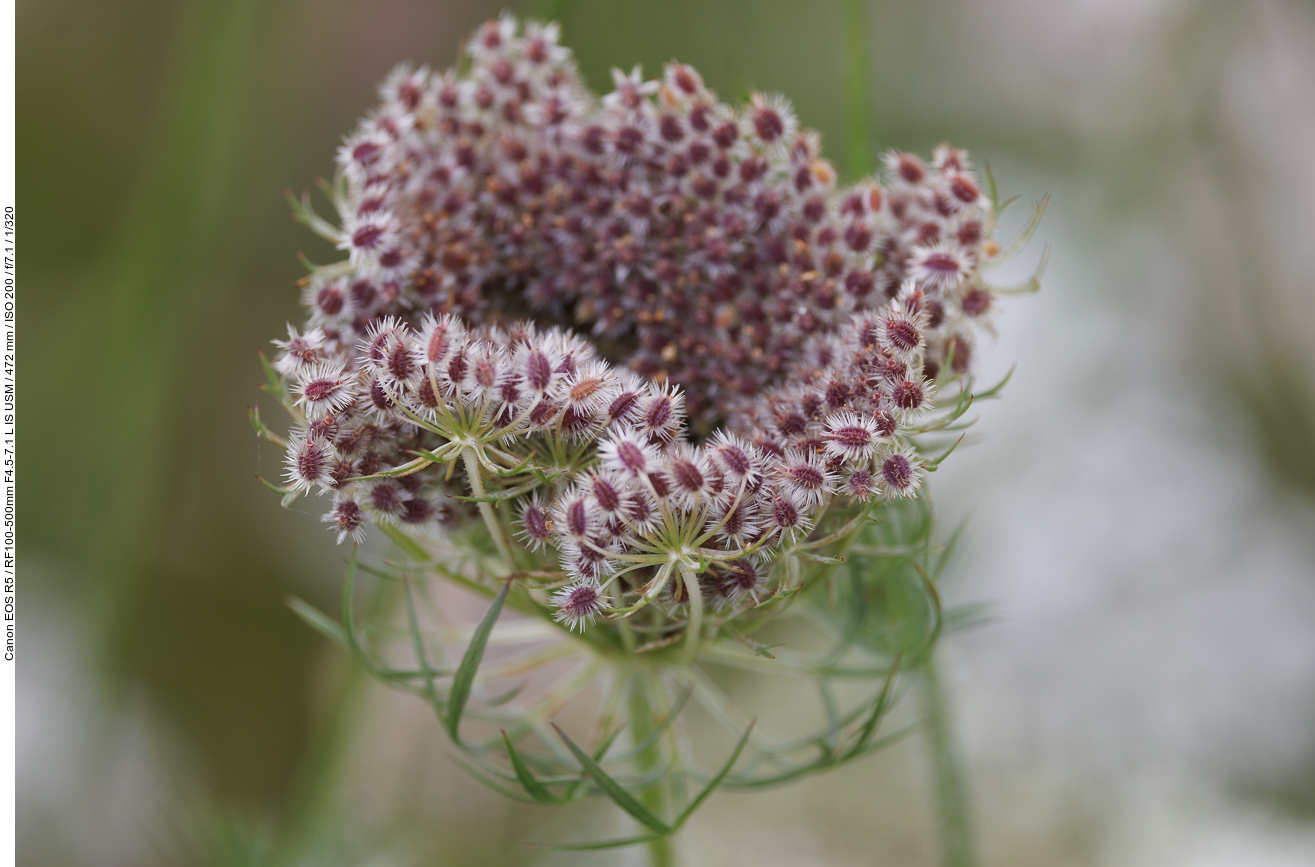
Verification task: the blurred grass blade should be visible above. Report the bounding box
[842,0,872,179]
[89,0,264,652]
[553,723,671,835]
[286,596,348,650]
[446,578,511,742]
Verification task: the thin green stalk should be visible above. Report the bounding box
[629,669,677,867]
[842,0,872,179]
[680,567,704,666]
[463,446,516,567]
[921,654,975,867]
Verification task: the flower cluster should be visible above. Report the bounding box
[264,15,1024,636]
[303,14,999,432]
[279,310,925,627]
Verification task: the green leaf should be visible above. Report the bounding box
[934,519,969,578]
[973,364,1016,401]
[564,722,631,801]
[675,721,754,827]
[502,732,556,803]
[247,405,286,446]
[451,476,541,503]
[410,444,458,464]
[345,455,432,482]
[591,722,628,763]
[487,449,539,477]
[339,549,379,677]
[286,596,348,649]
[446,753,540,804]
[256,349,289,403]
[529,834,665,851]
[257,348,278,386]
[614,686,692,762]
[484,682,526,707]
[285,187,342,242]
[924,434,966,471]
[848,723,920,760]
[402,575,441,713]
[446,578,511,742]
[339,548,401,684]
[847,654,900,757]
[729,628,781,659]
[552,723,671,835]
[379,522,432,562]
[941,602,995,632]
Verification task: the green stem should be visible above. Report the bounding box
[680,567,703,666]
[842,0,872,179]
[921,654,975,867]
[462,446,516,567]
[629,669,677,867]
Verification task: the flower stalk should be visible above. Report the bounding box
[922,654,976,867]
[630,669,678,867]
[679,566,704,666]
[462,445,517,568]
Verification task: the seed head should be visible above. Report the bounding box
[879,445,924,498]
[260,15,1027,604]
[552,581,604,631]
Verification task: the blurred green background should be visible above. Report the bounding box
[19,1,1315,865]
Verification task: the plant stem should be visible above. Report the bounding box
[842,0,873,179]
[629,669,677,867]
[921,653,976,867]
[680,567,703,666]
[462,446,516,567]
[646,825,675,867]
